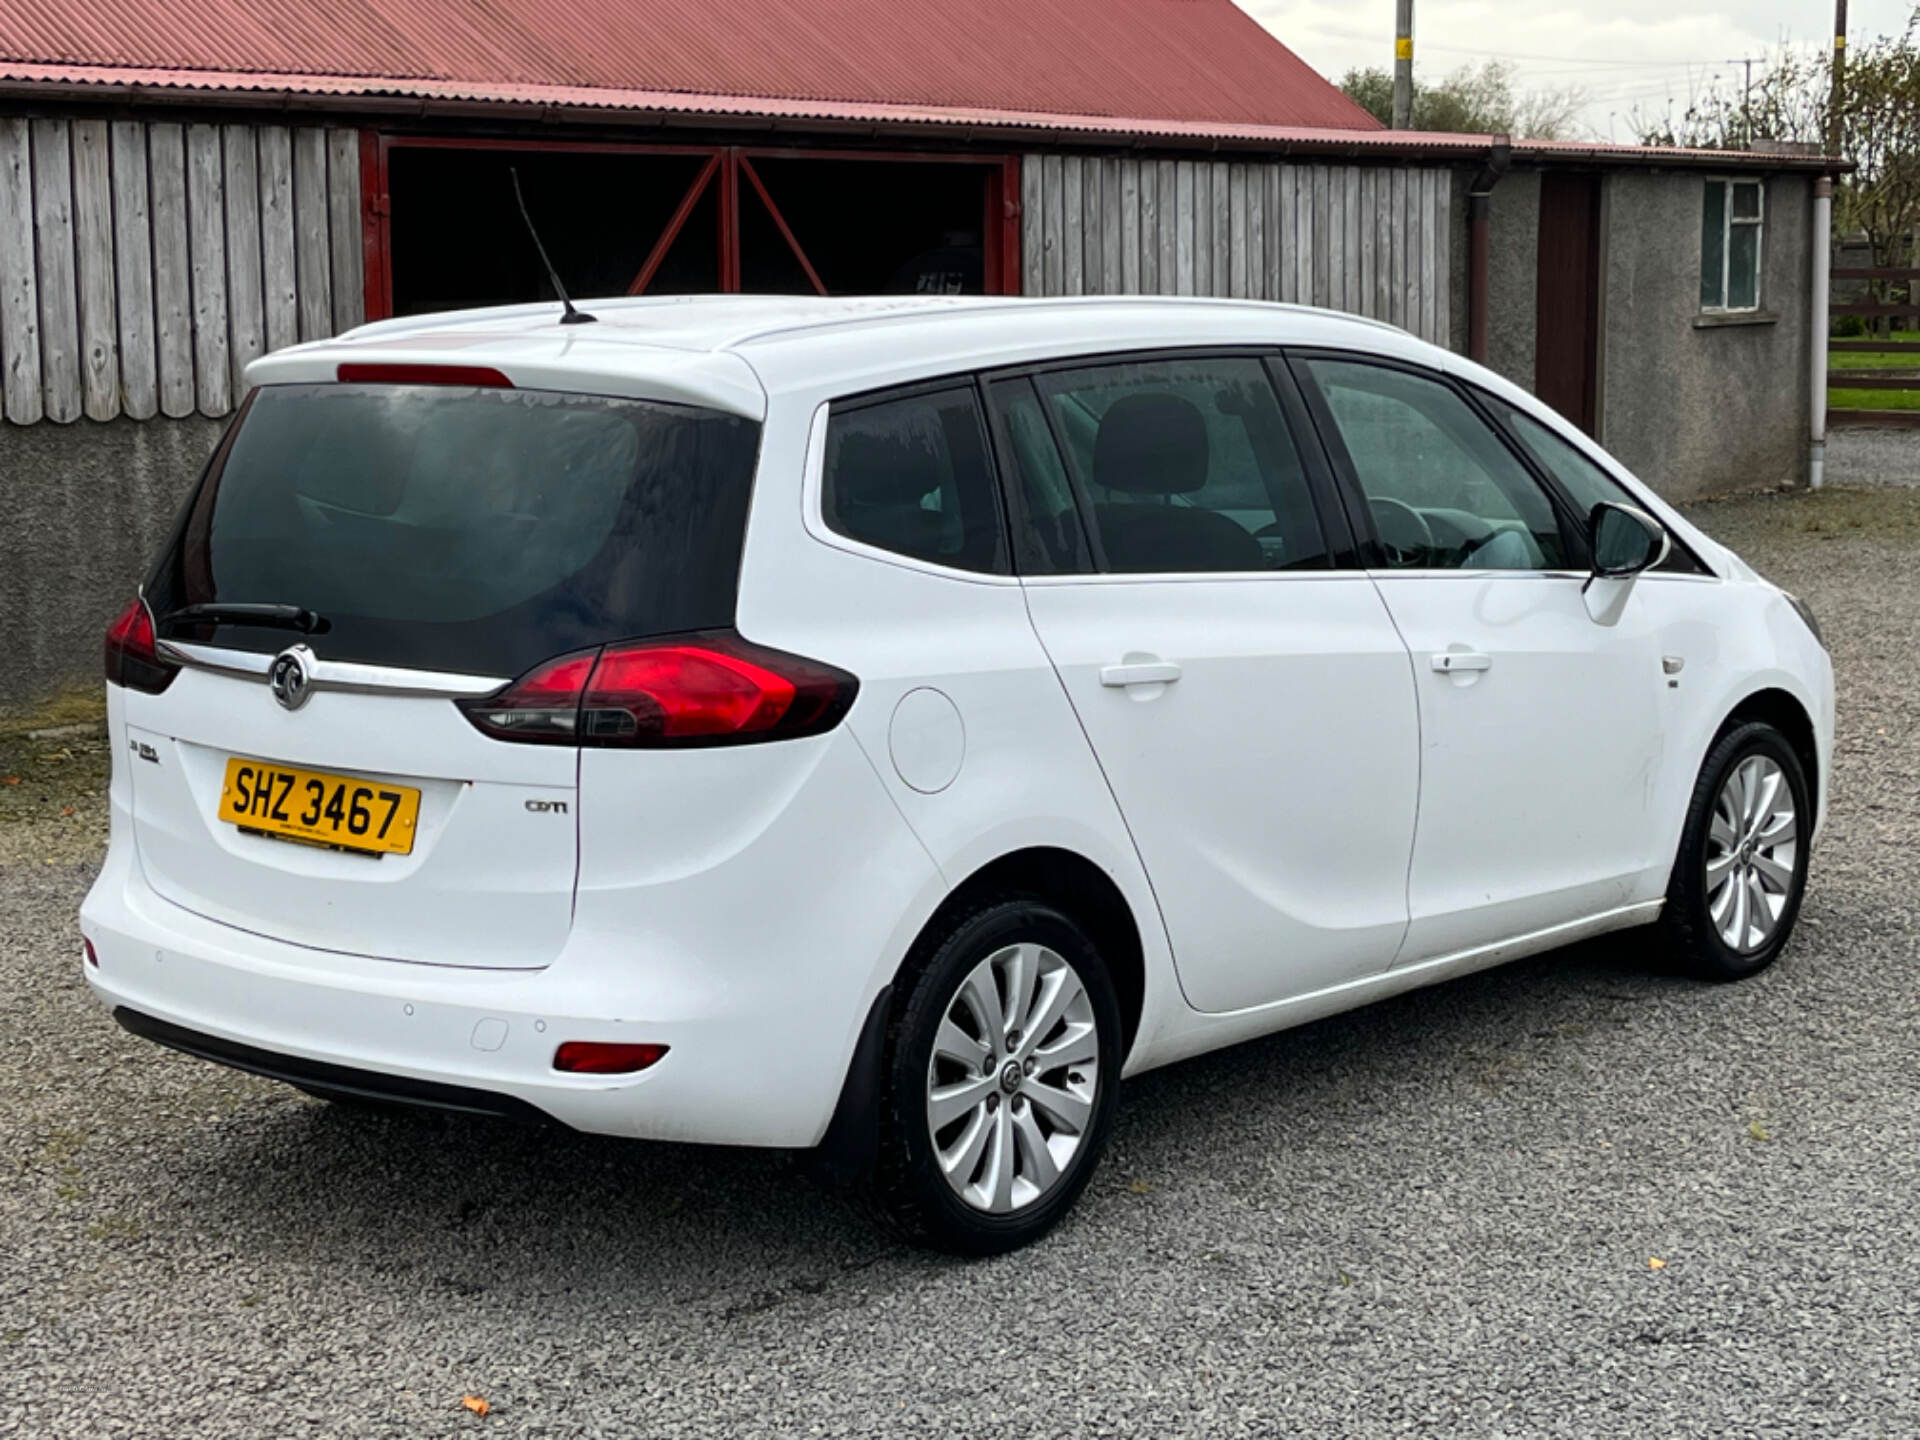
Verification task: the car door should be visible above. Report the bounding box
[1291,353,1670,964]
[987,354,1421,1015]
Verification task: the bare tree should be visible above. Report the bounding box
[1340,60,1587,140]
[1630,17,1920,269]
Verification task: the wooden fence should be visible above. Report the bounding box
[1828,265,1920,429]
[1020,156,1453,346]
[0,117,362,426]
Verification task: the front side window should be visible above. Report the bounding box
[1701,178,1764,313]
[1029,356,1328,574]
[1300,359,1568,571]
[1482,394,1706,575]
[822,386,1007,574]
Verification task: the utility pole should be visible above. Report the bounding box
[1393,0,1414,130]
[1828,0,1848,157]
[1727,55,1763,147]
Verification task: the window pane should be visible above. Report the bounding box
[1035,356,1327,574]
[1732,180,1763,220]
[148,384,760,676]
[986,378,1087,574]
[1302,360,1566,571]
[1729,222,1761,310]
[1498,403,1630,515]
[823,388,1007,573]
[1700,181,1727,309]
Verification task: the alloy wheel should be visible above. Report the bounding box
[1705,754,1799,953]
[924,942,1101,1214]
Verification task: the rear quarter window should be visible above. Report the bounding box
[821,386,1008,575]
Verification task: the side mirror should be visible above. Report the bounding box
[1588,503,1669,580]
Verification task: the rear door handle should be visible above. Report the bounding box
[1100,661,1183,688]
[1430,652,1492,674]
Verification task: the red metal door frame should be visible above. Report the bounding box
[360,134,1022,320]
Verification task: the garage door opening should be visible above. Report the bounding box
[370,141,1017,319]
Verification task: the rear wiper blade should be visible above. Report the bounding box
[157,603,330,634]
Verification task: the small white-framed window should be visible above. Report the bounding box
[1701,178,1764,312]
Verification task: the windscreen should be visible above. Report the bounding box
[147,384,761,677]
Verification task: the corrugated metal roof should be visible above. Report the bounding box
[0,0,1382,131]
[0,60,1839,170]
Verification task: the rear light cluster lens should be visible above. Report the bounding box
[335,362,513,388]
[553,1041,669,1075]
[459,630,857,748]
[104,598,179,694]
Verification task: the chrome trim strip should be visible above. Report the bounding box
[157,640,507,699]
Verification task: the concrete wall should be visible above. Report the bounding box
[1481,165,1812,502]
[1598,170,1813,500]
[1,414,223,710]
[1484,170,1542,391]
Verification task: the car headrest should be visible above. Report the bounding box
[1092,394,1210,495]
[830,430,944,509]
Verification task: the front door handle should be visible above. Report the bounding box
[1100,660,1183,688]
[1430,651,1492,674]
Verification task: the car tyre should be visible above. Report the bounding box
[873,895,1122,1255]
[1662,721,1811,982]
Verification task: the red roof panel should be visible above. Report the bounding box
[0,0,1383,132]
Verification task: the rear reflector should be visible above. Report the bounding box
[553,1041,669,1075]
[336,363,513,388]
[459,629,857,748]
[104,597,178,695]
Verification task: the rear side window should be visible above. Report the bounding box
[822,387,1007,574]
[1031,356,1328,574]
[147,383,761,677]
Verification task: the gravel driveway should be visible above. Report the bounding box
[4,485,1917,1439]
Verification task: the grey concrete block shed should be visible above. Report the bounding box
[0,35,1834,708]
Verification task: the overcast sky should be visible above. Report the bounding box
[1241,0,1915,139]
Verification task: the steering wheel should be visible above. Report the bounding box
[1368,496,1435,568]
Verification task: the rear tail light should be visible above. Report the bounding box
[553,1041,669,1074]
[459,630,857,748]
[104,597,178,694]
[82,937,99,968]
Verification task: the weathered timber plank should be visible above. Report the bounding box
[224,125,265,397]
[292,128,332,340]
[32,120,80,423]
[327,130,364,330]
[148,124,195,418]
[110,122,157,419]
[71,119,119,420]
[0,117,41,423]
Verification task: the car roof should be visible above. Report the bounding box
[245,294,1439,419]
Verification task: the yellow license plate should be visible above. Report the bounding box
[220,757,421,856]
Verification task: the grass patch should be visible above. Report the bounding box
[1829,349,1920,371]
[1686,483,1920,539]
[0,687,105,740]
[1829,387,1920,411]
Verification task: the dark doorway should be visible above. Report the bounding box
[372,140,1017,319]
[1534,173,1602,434]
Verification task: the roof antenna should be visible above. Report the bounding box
[509,167,596,325]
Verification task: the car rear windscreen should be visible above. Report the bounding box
[146,383,761,678]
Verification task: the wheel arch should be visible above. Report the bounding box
[910,847,1148,1061]
[1717,687,1819,818]
[810,845,1150,1183]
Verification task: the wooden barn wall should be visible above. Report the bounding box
[0,117,362,426]
[1020,155,1454,347]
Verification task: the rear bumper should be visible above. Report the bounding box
[79,729,946,1148]
[113,1006,553,1121]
